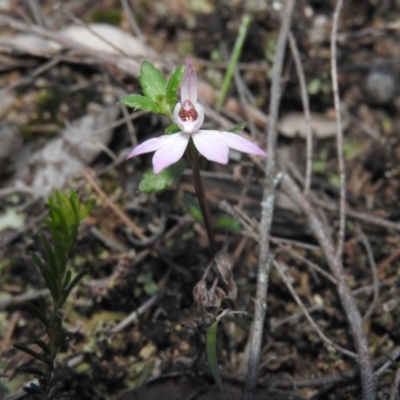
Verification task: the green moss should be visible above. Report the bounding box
[37,88,60,119]
[91,10,122,25]
[343,139,367,160]
[20,87,62,140]
[20,124,32,140]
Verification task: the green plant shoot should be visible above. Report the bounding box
[14,190,94,399]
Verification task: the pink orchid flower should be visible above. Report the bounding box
[127,57,267,174]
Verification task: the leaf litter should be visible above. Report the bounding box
[1,2,400,400]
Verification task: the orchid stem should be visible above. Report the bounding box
[191,153,217,255]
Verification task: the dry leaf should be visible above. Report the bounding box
[60,24,154,58]
[0,34,61,54]
[62,105,119,163]
[17,105,119,195]
[193,277,226,313]
[0,122,22,160]
[0,91,15,117]
[0,23,154,59]
[214,251,237,301]
[278,112,350,139]
[29,138,84,192]
[193,278,209,310]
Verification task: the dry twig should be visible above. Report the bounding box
[110,294,159,334]
[330,0,346,260]
[357,225,380,321]
[243,2,295,399]
[0,289,49,311]
[120,0,144,42]
[390,368,400,400]
[288,32,313,194]
[81,168,147,241]
[312,197,400,233]
[280,172,376,399]
[273,260,357,358]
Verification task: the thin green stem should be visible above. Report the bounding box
[216,13,251,110]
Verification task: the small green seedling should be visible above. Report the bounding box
[14,190,94,399]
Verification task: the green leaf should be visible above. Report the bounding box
[18,366,45,378]
[228,122,247,132]
[13,343,50,365]
[63,269,72,289]
[139,61,166,103]
[46,191,81,253]
[165,123,181,135]
[166,64,185,110]
[139,160,186,193]
[137,273,158,295]
[24,383,43,396]
[69,191,81,216]
[214,217,241,233]
[61,269,88,307]
[32,339,51,355]
[24,301,48,327]
[38,233,60,279]
[79,199,96,221]
[53,204,72,248]
[30,252,59,301]
[206,321,223,390]
[120,94,162,113]
[184,195,203,222]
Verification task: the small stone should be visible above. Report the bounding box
[0,122,22,160]
[365,67,397,105]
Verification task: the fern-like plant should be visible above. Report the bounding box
[14,190,94,399]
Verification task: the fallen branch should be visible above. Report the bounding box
[243,1,295,399]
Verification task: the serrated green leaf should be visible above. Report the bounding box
[214,217,241,233]
[139,160,186,193]
[139,61,166,103]
[228,122,247,132]
[120,94,162,113]
[166,64,185,110]
[165,123,181,134]
[206,321,223,390]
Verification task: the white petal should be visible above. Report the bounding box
[181,56,197,104]
[211,130,267,156]
[173,102,181,127]
[152,132,190,173]
[126,135,174,159]
[192,130,229,164]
